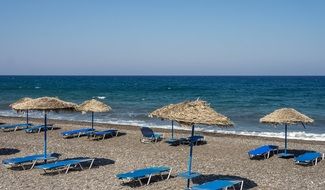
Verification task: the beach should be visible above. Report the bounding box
[0,116,324,190]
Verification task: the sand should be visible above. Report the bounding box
[0,116,325,190]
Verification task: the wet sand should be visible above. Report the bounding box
[0,116,324,190]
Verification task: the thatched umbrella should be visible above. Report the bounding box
[149,104,176,139]
[12,97,77,160]
[10,97,33,125]
[149,100,233,188]
[260,108,314,158]
[76,99,111,130]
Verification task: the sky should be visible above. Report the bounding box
[0,0,324,75]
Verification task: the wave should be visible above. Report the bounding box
[1,111,324,141]
[97,96,106,99]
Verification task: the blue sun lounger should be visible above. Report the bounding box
[2,153,58,170]
[61,128,95,138]
[248,145,279,159]
[35,158,95,174]
[87,129,118,141]
[0,123,33,131]
[116,166,172,186]
[191,179,244,190]
[140,127,163,143]
[25,124,54,133]
[294,152,325,166]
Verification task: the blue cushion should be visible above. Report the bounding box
[61,128,94,136]
[35,159,85,170]
[295,152,321,163]
[2,153,55,165]
[248,145,277,157]
[116,166,170,180]
[192,179,242,190]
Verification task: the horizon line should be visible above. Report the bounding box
[0,74,324,77]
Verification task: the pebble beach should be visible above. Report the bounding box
[0,116,325,190]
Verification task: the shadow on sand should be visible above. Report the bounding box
[40,157,115,176]
[119,173,176,188]
[191,174,258,189]
[0,148,20,155]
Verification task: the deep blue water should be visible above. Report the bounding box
[0,76,324,140]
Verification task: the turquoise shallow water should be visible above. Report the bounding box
[0,76,324,140]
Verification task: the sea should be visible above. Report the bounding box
[0,76,324,141]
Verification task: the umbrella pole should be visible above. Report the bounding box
[44,112,47,162]
[26,109,29,125]
[187,125,195,188]
[284,124,288,155]
[171,120,174,139]
[91,112,94,130]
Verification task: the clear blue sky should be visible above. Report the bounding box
[0,0,324,75]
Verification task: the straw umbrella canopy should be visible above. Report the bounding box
[76,99,112,130]
[260,108,314,158]
[149,100,233,188]
[12,97,77,160]
[10,97,33,125]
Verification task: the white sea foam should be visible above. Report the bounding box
[35,86,40,89]
[1,111,324,142]
[97,96,106,99]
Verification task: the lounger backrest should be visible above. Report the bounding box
[140,127,155,138]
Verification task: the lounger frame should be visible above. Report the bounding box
[295,153,325,166]
[119,167,172,186]
[40,158,95,174]
[25,125,54,133]
[191,179,244,190]
[3,156,58,170]
[248,145,279,159]
[88,130,119,141]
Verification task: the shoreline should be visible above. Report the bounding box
[1,115,324,145]
[1,115,325,189]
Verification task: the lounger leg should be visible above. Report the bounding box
[38,128,41,133]
[160,173,164,180]
[167,168,172,180]
[102,134,106,141]
[322,153,325,160]
[79,163,84,170]
[240,180,244,190]
[147,174,152,185]
[267,152,270,159]
[116,131,119,137]
[21,164,26,170]
[138,179,143,186]
[30,160,37,169]
[89,159,94,169]
[65,164,71,174]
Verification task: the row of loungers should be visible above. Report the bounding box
[0,123,54,133]
[1,153,242,190]
[116,166,243,189]
[248,144,325,166]
[140,127,206,146]
[61,128,119,140]
[2,153,95,174]
[0,123,33,131]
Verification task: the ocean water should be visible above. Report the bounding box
[0,76,324,141]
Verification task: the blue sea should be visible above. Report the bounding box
[0,76,324,141]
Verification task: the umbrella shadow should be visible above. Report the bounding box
[41,157,115,176]
[0,148,20,155]
[120,174,176,188]
[192,174,258,189]
[278,149,313,159]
